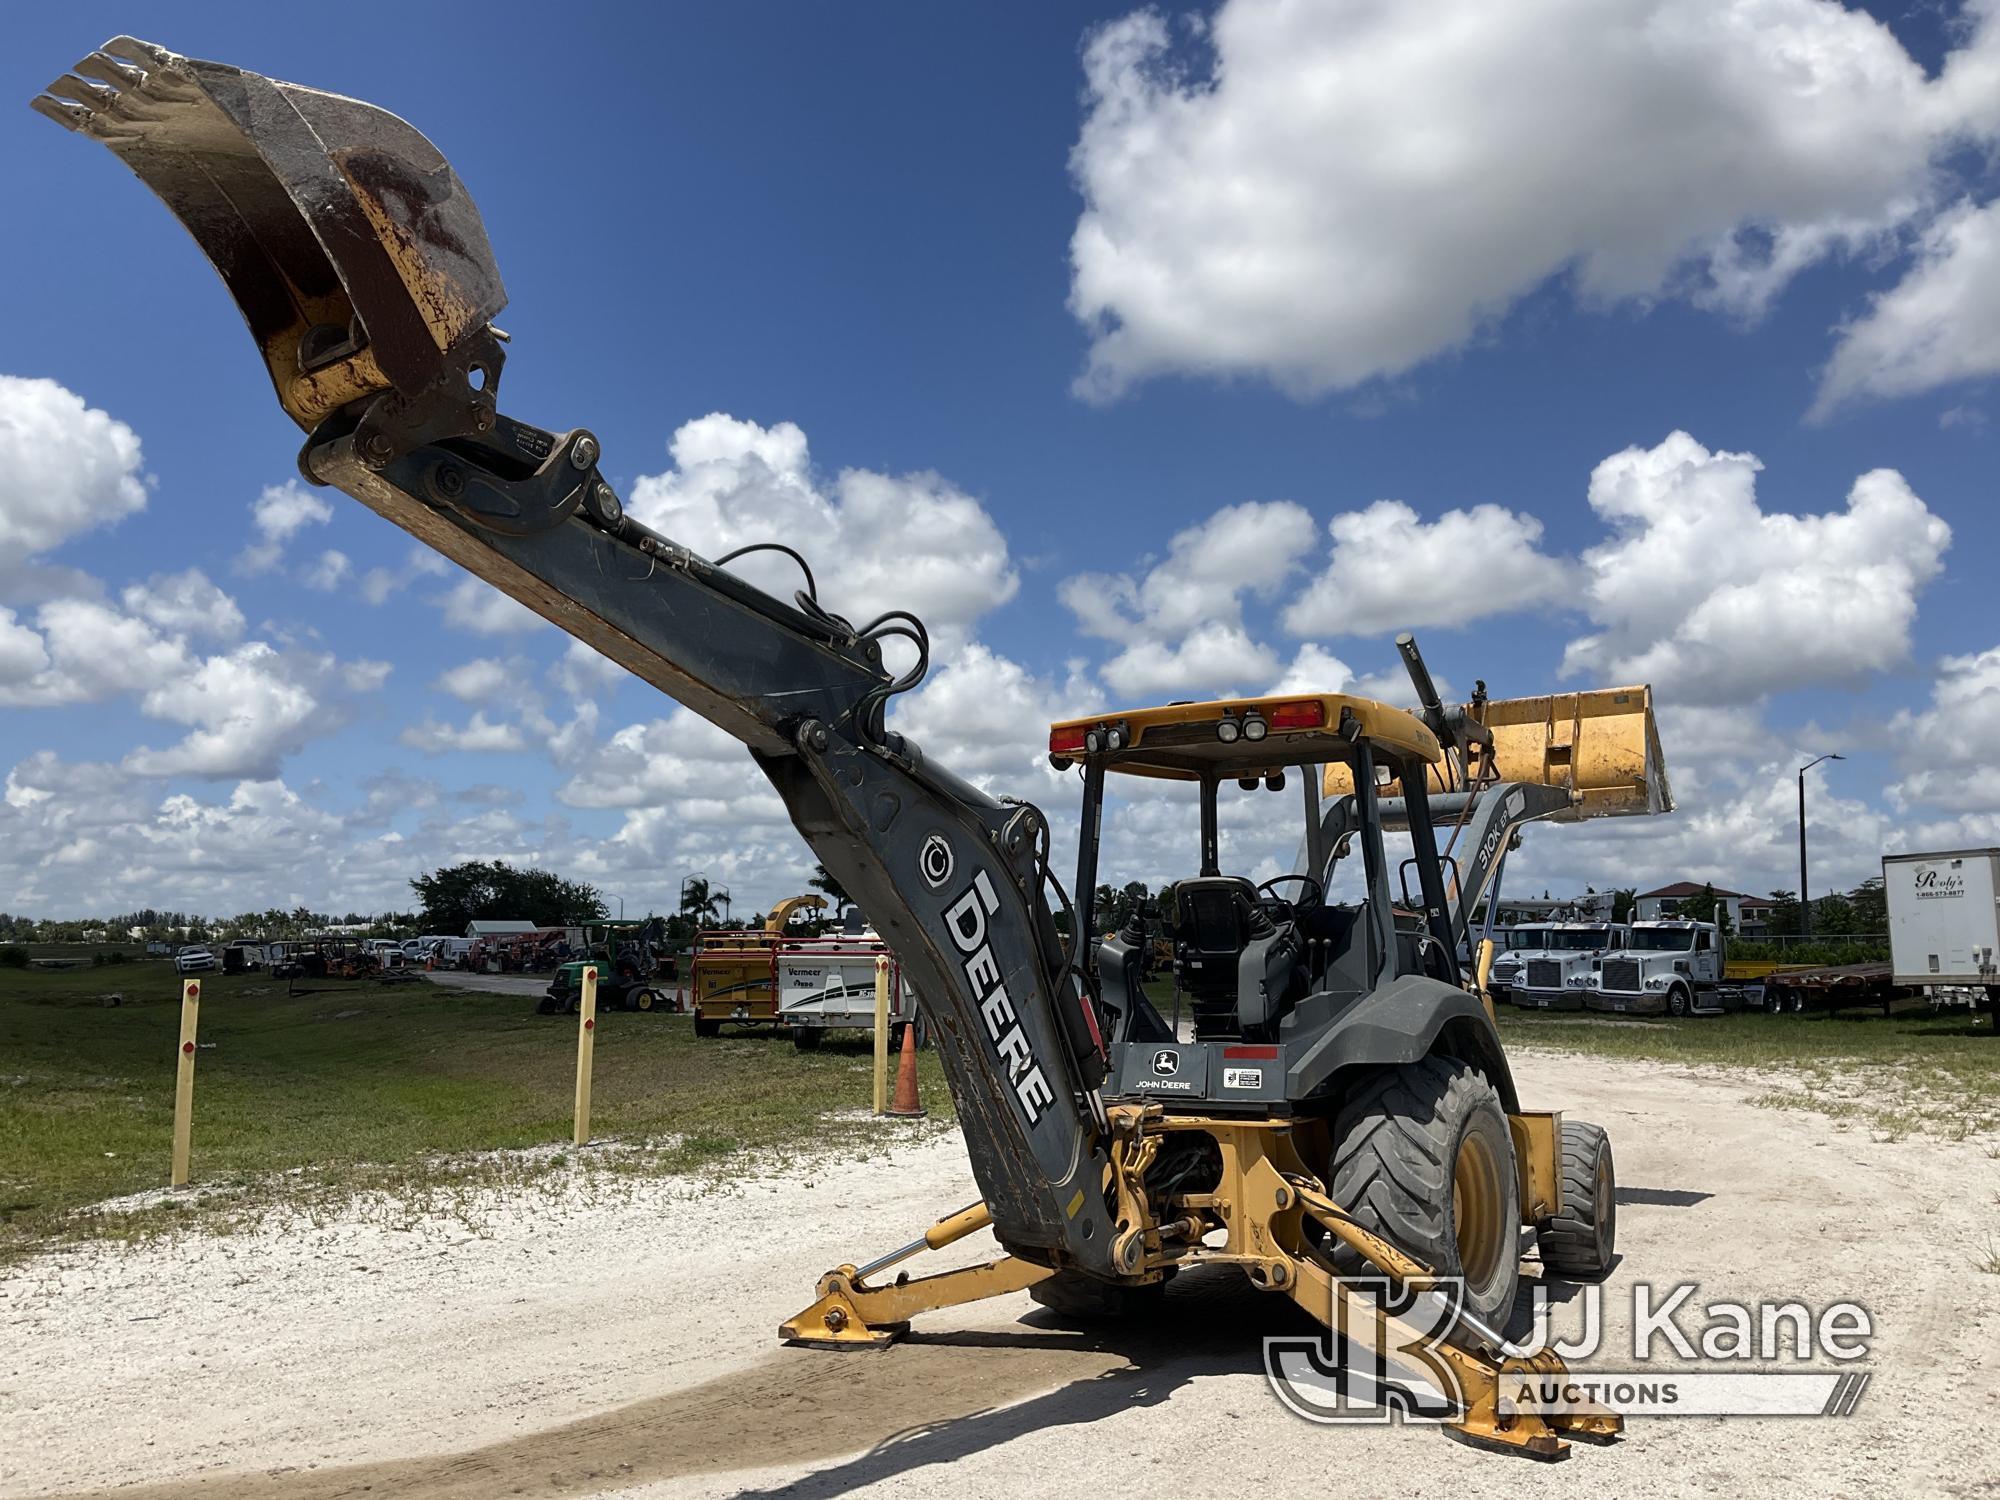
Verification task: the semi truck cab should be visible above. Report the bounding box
[1587,920,1745,1016]
[1515,921,1629,1010]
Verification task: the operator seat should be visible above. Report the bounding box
[1175,877,1295,1039]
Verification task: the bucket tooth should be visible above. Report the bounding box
[29,94,89,131]
[45,74,119,110]
[71,51,148,90]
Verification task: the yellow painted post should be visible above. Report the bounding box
[873,956,891,1115]
[573,965,598,1146]
[170,977,201,1187]
[1475,938,1498,1024]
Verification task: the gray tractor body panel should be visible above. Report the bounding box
[1106,972,1517,1115]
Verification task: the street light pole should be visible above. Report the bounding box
[1797,753,1844,940]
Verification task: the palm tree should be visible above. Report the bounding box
[809,862,852,912]
[678,877,721,925]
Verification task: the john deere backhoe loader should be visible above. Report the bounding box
[36,39,1674,1461]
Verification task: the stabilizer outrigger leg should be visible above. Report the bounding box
[780,1202,1052,1349]
[783,1110,1623,1460]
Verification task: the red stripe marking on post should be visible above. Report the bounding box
[1223,1045,1279,1059]
[182,1041,195,1055]
[584,1019,595,1031]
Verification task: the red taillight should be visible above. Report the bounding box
[1269,699,1326,730]
[1049,725,1087,755]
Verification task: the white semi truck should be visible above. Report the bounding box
[1586,919,1750,1016]
[1486,926,1550,1001]
[1510,921,1630,1010]
[1883,849,2000,1023]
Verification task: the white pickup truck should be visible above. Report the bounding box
[1509,922,1630,1010]
[1585,920,1749,1016]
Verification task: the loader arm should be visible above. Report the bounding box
[34,38,1120,1279]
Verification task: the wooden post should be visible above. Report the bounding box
[170,977,201,1187]
[573,965,598,1146]
[873,955,891,1115]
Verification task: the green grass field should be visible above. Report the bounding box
[7,966,1992,1262]
[0,965,952,1261]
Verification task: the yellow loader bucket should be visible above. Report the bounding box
[33,37,506,433]
[1326,685,1672,821]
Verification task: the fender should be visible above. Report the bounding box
[1285,974,1519,1112]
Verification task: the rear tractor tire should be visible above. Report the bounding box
[1027,1271,1168,1325]
[1536,1120,1617,1281]
[1328,1056,1520,1341]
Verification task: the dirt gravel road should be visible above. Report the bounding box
[420,970,553,998]
[5,1050,1997,1500]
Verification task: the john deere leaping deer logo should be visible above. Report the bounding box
[918,833,955,891]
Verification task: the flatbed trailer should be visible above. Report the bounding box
[1760,961,1897,1016]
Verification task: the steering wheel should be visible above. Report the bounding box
[1255,874,1324,918]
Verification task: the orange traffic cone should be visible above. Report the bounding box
[886,1021,925,1118]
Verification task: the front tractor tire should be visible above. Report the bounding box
[1329,1056,1520,1340]
[1536,1120,1617,1281]
[1665,983,1691,1018]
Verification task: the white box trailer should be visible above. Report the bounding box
[1883,848,2000,990]
[776,934,917,1051]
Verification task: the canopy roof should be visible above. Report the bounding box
[1047,693,1441,783]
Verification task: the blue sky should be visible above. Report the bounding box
[3,1,1997,919]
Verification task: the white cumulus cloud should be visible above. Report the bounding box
[121,569,245,643]
[303,550,352,592]
[1560,432,1950,703]
[435,657,515,703]
[1285,501,1570,636]
[1887,646,2000,814]
[1061,499,1315,698]
[237,481,334,575]
[124,643,330,780]
[0,374,148,560]
[399,711,529,755]
[438,576,546,636]
[1815,197,2000,417]
[1068,0,2000,400]
[627,413,1018,648]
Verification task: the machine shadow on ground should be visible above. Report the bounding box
[55,1262,1639,1500]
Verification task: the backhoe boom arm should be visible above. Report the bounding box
[315,414,1123,1274]
[32,33,1124,1277]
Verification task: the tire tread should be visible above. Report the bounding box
[1537,1119,1615,1280]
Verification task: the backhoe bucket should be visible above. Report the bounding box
[1326,685,1672,821]
[1472,686,1671,819]
[33,37,505,432]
